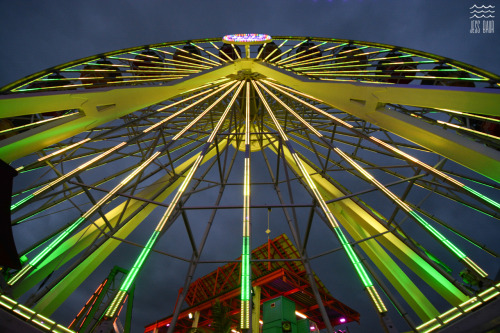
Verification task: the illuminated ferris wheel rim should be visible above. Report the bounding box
[0,34,499,333]
[1,34,500,94]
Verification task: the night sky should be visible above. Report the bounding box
[1,1,499,332]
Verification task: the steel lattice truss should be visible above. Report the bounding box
[0,36,499,333]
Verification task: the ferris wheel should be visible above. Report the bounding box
[0,34,499,333]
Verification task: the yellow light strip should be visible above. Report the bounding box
[295,311,307,319]
[255,43,267,59]
[0,112,78,135]
[187,43,227,65]
[172,81,241,140]
[0,293,76,333]
[37,138,92,162]
[170,45,220,67]
[416,282,500,332]
[275,40,322,65]
[32,141,127,197]
[156,80,245,232]
[232,44,242,59]
[366,285,388,313]
[209,42,229,63]
[143,81,235,133]
[436,119,500,141]
[279,43,328,67]
[270,39,307,63]
[264,39,288,62]
[83,151,161,219]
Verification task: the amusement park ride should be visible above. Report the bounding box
[0,34,499,333]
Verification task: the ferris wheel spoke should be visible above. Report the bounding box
[261,80,500,211]
[245,62,500,182]
[12,134,209,228]
[7,151,162,287]
[253,79,390,316]
[260,128,445,321]
[0,66,236,162]
[269,131,472,306]
[104,81,245,319]
[261,86,489,278]
[14,137,230,309]
[10,82,237,212]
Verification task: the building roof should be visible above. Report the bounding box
[145,234,359,332]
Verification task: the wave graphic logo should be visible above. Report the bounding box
[470,4,495,19]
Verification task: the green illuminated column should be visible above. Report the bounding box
[240,82,252,329]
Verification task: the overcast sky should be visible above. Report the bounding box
[1,0,499,88]
[1,1,499,332]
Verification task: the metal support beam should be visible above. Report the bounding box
[235,59,500,182]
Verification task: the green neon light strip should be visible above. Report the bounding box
[240,82,252,329]
[241,237,250,300]
[105,81,245,318]
[334,228,372,287]
[407,211,466,258]
[463,186,500,210]
[10,194,34,210]
[121,231,160,291]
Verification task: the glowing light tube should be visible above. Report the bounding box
[105,81,245,318]
[240,82,252,329]
[11,81,233,211]
[7,152,162,286]
[264,39,288,62]
[252,80,387,313]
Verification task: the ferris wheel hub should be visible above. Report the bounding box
[222,34,272,45]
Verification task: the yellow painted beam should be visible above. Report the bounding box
[0,64,236,163]
[239,59,500,183]
[267,138,469,311]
